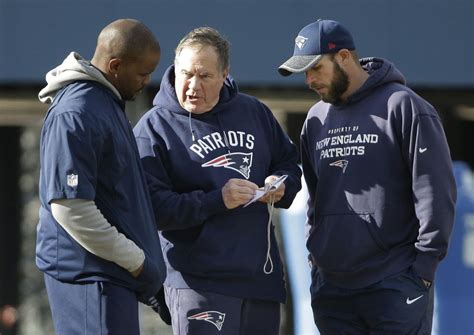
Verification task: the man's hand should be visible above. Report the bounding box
[222,178,258,209]
[258,175,286,204]
[130,262,144,278]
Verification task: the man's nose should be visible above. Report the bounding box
[188,76,200,89]
[305,71,314,86]
[143,74,151,86]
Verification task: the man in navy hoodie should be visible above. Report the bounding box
[36,19,168,334]
[278,19,456,334]
[134,27,301,334]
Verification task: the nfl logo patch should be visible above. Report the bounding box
[67,173,78,187]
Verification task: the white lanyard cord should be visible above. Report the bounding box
[263,195,275,274]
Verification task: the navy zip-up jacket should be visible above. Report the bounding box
[301,57,456,289]
[134,65,301,302]
[37,80,166,301]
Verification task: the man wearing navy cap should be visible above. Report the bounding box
[278,19,456,334]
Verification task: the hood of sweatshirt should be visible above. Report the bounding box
[38,52,121,104]
[152,65,238,117]
[345,57,406,105]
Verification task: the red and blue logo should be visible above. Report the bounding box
[188,311,226,330]
[202,152,253,179]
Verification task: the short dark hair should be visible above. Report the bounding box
[175,27,230,72]
[97,18,160,62]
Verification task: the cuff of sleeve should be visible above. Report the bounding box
[272,172,299,209]
[129,248,146,273]
[412,253,439,282]
[136,256,161,302]
[201,189,227,217]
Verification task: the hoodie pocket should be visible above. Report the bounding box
[187,211,270,278]
[307,213,388,273]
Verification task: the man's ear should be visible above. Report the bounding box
[108,58,122,75]
[336,49,352,65]
[222,67,229,80]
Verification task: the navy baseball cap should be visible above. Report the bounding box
[278,19,355,76]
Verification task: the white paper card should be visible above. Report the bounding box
[243,175,288,207]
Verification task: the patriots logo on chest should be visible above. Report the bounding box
[202,152,253,179]
[329,159,349,173]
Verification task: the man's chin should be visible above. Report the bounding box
[124,91,141,102]
[314,91,325,101]
[184,103,206,114]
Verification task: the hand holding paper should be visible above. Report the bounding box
[243,175,288,207]
[222,178,259,209]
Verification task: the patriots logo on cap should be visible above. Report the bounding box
[188,311,226,331]
[295,35,308,50]
[329,159,349,173]
[202,152,253,179]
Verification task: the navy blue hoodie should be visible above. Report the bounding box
[134,65,302,302]
[301,57,456,289]
[37,81,166,301]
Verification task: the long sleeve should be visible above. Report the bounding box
[135,131,228,231]
[300,120,318,229]
[398,96,457,281]
[51,198,145,272]
[146,169,227,231]
[265,106,302,208]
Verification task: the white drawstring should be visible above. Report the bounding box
[263,194,275,274]
[188,111,195,141]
